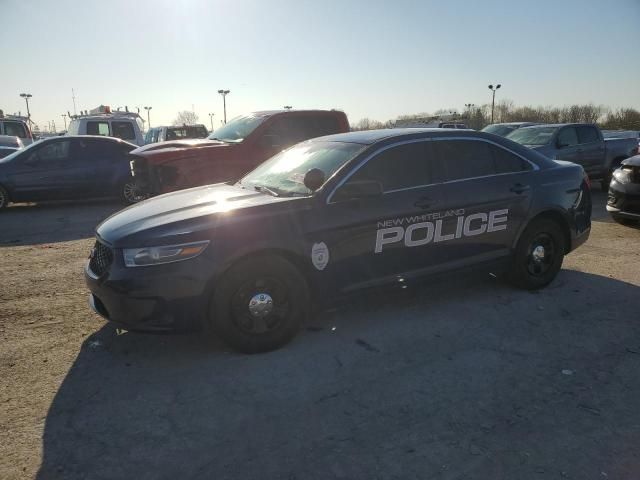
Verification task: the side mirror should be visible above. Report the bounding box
[333,179,383,202]
[303,168,325,192]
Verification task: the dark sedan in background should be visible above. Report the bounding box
[0,136,144,210]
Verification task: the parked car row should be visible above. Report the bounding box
[144,124,209,144]
[0,136,144,209]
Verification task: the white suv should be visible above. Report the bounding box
[67,109,145,146]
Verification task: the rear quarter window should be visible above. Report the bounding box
[491,145,532,173]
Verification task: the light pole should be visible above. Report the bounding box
[20,93,33,127]
[144,106,152,129]
[217,89,230,123]
[488,84,501,124]
[208,113,215,132]
[61,114,67,131]
[283,105,292,111]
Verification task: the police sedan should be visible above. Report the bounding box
[85,129,592,353]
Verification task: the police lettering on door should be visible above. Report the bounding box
[375,209,509,253]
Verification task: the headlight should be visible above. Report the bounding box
[123,240,209,267]
[612,168,632,184]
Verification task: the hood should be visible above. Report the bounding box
[621,154,640,167]
[132,138,232,155]
[97,183,294,247]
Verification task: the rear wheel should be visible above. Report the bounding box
[210,255,309,353]
[508,218,565,290]
[0,185,9,210]
[121,181,148,205]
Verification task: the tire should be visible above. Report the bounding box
[210,255,310,353]
[0,185,9,210]
[508,218,565,290]
[121,181,148,205]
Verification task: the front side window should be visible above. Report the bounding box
[87,121,110,136]
[349,142,433,192]
[112,121,136,140]
[557,127,579,147]
[432,140,494,182]
[577,126,600,144]
[240,141,364,196]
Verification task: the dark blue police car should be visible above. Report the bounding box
[85,129,592,353]
[0,136,144,209]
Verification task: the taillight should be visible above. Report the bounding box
[583,171,591,189]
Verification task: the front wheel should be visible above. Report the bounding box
[121,181,149,205]
[210,256,310,353]
[508,218,565,290]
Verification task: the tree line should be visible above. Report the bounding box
[352,102,640,132]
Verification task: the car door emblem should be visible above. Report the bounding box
[311,242,330,271]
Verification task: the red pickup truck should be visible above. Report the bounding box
[130,109,350,195]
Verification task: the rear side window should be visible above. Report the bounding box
[112,121,136,141]
[4,121,27,138]
[557,127,579,147]
[350,142,432,192]
[577,126,600,144]
[87,121,110,136]
[490,145,531,173]
[78,139,130,160]
[432,140,494,182]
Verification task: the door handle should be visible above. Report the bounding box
[510,183,531,194]
[414,197,437,209]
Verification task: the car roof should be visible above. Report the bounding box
[520,123,595,129]
[250,109,345,117]
[38,135,137,147]
[311,128,489,145]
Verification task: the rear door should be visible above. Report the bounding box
[575,125,605,175]
[429,138,533,264]
[76,138,133,195]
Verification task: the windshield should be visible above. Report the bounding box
[507,126,558,146]
[239,141,364,197]
[207,115,265,143]
[482,124,517,137]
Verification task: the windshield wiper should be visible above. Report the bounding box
[253,185,280,197]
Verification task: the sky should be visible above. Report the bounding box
[1,0,639,131]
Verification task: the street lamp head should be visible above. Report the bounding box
[496,84,501,89]
[488,85,493,90]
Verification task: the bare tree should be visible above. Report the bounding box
[173,111,199,126]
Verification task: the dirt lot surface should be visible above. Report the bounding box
[1,190,639,480]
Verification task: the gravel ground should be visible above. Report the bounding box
[1,190,639,480]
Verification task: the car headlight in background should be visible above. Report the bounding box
[123,240,209,267]
[612,167,632,184]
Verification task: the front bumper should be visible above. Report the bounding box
[607,179,640,220]
[84,247,214,332]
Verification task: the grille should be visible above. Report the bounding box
[89,241,113,277]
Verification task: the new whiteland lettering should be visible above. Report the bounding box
[375,209,509,253]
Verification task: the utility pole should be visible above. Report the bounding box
[208,113,215,132]
[144,106,152,129]
[217,89,230,123]
[72,88,77,115]
[61,114,67,131]
[488,84,501,124]
[20,93,33,128]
